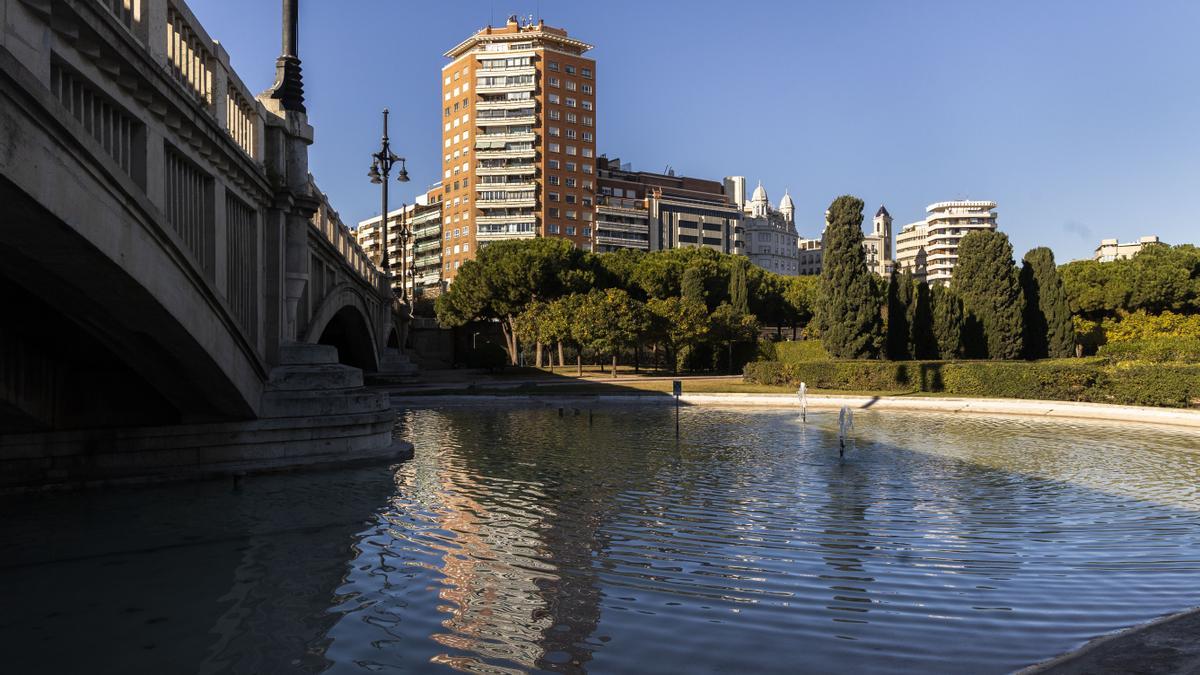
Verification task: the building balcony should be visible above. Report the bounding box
[414,240,441,254]
[476,131,536,144]
[477,180,536,192]
[475,82,537,95]
[477,223,536,239]
[476,163,536,176]
[477,197,537,209]
[412,225,441,239]
[595,219,649,234]
[476,97,536,110]
[477,212,537,225]
[476,114,536,127]
[475,148,537,161]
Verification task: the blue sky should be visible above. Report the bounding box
[190,0,1200,262]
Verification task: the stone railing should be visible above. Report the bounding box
[308,177,385,288]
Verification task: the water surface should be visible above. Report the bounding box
[2,405,1198,674]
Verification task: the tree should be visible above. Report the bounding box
[885,269,910,360]
[931,284,963,359]
[435,238,584,364]
[1021,247,1075,359]
[708,302,760,373]
[681,264,707,307]
[547,294,586,374]
[818,195,884,358]
[910,279,938,359]
[573,289,648,377]
[783,275,819,339]
[953,230,1025,359]
[646,296,709,373]
[748,268,788,336]
[729,259,750,315]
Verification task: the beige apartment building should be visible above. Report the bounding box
[439,16,596,282]
[895,200,998,284]
[1093,235,1161,262]
[356,198,443,299]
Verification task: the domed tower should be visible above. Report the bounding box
[779,190,795,226]
[750,181,769,218]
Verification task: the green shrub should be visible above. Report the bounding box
[743,358,1200,408]
[774,340,830,364]
[1098,337,1200,363]
[1104,310,1200,342]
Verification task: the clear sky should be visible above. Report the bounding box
[190,0,1200,263]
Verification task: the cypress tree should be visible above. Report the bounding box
[910,279,938,359]
[885,269,910,359]
[1021,247,1075,359]
[900,269,917,356]
[953,230,1025,360]
[730,259,750,315]
[681,265,706,307]
[931,284,963,359]
[818,195,884,359]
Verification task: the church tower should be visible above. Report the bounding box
[874,205,893,269]
[779,190,795,226]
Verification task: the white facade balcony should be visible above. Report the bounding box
[477,224,536,240]
[477,197,537,209]
[474,81,536,95]
[475,64,537,76]
[595,219,648,234]
[475,148,537,160]
[597,234,650,249]
[477,114,536,127]
[476,163,536,176]
[477,180,536,192]
[476,131,536,144]
[477,212,537,225]
[476,97,536,110]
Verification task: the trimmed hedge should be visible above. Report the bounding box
[743,358,1200,408]
[1098,337,1200,363]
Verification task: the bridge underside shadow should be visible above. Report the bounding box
[0,175,254,433]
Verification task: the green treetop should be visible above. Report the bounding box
[818,195,884,358]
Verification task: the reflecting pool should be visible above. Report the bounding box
[2,405,1199,674]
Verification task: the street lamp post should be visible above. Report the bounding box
[367,108,410,301]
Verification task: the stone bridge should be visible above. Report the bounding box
[0,0,414,489]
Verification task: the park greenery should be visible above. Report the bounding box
[435,238,818,373]
[436,194,1198,402]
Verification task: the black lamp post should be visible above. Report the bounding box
[368,108,410,301]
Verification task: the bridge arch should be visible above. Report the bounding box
[304,283,381,372]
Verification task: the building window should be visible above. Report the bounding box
[583,227,592,237]
[548,61,559,71]
[549,143,561,153]
[549,192,560,201]
[566,80,577,91]
[581,83,593,94]
[549,109,561,120]
[582,100,593,111]
[548,223,560,233]
[549,93,560,104]
[565,97,577,108]
[565,194,577,203]
[548,159,560,169]
[581,67,592,78]
[548,175,560,185]
[549,126,561,137]
[566,129,577,139]
[566,225,576,235]
[582,149,593,159]
[549,208,560,217]
[582,131,593,142]
[566,211,577,221]
[565,65,575,74]
[549,77,560,87]
[566,112,577,123]
[583,116,593,126]
[566,162,577,172]
[566,146,577,156]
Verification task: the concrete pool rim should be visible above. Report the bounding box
[390,393,1200,431]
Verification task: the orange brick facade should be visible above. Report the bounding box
[440,17,595,282]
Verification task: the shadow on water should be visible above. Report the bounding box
[0,466,398,674]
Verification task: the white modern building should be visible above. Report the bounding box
[730,179,799,275]
[1094,235,1162,262]
[895,200,998,285]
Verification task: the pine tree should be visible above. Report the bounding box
[818,195,884,358]
[931,284,963,359]
[730,259,750,315]
[1021,247,1075,359]
[885,269,910,359]
[953,230,1025,360]
[910,279,938,359]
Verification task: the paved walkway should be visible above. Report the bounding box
[1019,607,1200,674]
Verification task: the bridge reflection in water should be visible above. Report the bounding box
[0,0,414,490]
